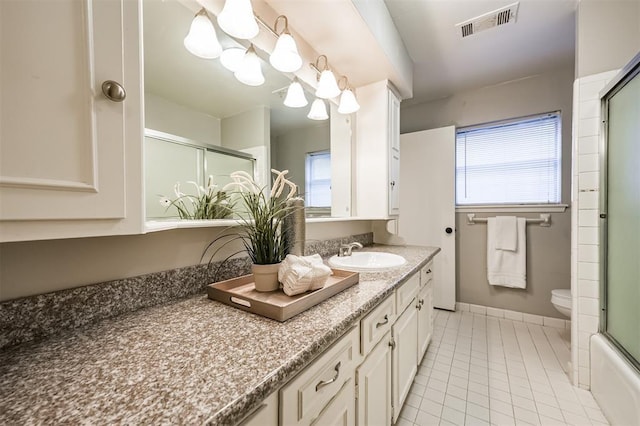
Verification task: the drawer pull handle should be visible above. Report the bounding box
[375,314,389,328]
[316,361,341,391]
[426,269,432,274]
[389,337,396,350]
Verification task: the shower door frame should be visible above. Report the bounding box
[599,51,640,373]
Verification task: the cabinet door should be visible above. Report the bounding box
[0,0,143,241]
[387,90,400,216]
[391,302,418,423]
[356,332,392,426]
[311,379,355,426]
[417,284,433,363]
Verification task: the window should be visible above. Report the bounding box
[305,151,331,208]
[456,112,561,206]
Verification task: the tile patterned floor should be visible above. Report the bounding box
[398,309,609,426]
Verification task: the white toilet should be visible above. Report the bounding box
[551,289,572,318]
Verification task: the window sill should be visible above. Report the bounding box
[456,204,569,213]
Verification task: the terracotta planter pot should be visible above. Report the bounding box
[252,263,281,292]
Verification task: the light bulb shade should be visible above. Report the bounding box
[307,98,328,120]
[183,13,222,59]
[284,80,308,108]
[234,47,264,86]
[338,88,360,114]
[315,69,341,99]
[217,0,259,40]
[269,33,302,73]
[220,47,246,72]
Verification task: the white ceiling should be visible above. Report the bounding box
[383,0,578,104]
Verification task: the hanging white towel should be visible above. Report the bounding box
[487,217,527,288]
[494,216,518,251]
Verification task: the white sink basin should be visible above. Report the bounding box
[328,252,407,272]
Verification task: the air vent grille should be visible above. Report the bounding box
[456,2,519,38]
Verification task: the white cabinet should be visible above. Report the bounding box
[0,0,143,242]
[391,301,418,424]
[239,391,278,426]
[355,80,401,218]
[417,282,433,363]
[356,331,392,426]
[312,379,356,426]
[280,327,360,426]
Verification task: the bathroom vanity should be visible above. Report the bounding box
[0,245,438,425]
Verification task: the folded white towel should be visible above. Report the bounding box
[279,254,332,296]
[487,217,526,288]
[494,216,518,251]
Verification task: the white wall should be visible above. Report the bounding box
[571,0,639,390]
[221,106,270,151]
[145,93,221,145]
[400,65,575,318]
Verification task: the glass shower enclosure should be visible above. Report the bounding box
[600,51,640,371]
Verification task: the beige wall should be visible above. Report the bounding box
[272,123,331,193]
[144,93,222,145]
[0,220,373,302]
[400,65,575,318]
[576,0,640,78]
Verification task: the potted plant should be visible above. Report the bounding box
[220,169,298,291]
[159,176,234,219]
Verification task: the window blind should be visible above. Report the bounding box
[456,112,561,205]
[305,151,331,207]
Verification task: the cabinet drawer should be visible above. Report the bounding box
[280,327,359,426]
[396,273,419,315]
[239,391,277,426]
[360,296,394,356]
[420,261,434,287]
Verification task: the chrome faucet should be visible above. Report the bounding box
[338,242,363,257]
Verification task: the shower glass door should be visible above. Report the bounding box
[601,54,640,370]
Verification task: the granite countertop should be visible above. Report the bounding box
[0,245,439,425]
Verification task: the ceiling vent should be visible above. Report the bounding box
[456,2,519,38]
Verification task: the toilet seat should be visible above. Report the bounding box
[551,289,572,308]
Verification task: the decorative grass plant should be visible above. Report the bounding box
[159,176,234,220]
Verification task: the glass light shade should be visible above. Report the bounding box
[284,80,307,108]
[338,88,360,114]
[217,0,259,40]
[315,69,341,99]
[269,33,302,73]
[307,98,328,120]
[183,13,222,59]
[234,47,264,86]
[220,47,246,72]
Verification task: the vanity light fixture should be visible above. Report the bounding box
[307,98,329,120]
[283,77,308,108]
[337,76,360,114]
[234,44,264,86]
[220,47,246,72]
[269,16,302,73]
[183,8,222,59]
[313,55,341,99]
[218,0,259,40]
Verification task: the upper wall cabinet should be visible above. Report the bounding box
[0,0,143,242]
[355,80,401,218]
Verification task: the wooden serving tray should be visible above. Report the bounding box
[207,269,359,322]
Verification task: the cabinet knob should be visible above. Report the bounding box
[390,181,396,188]
[445,227,453,234]
[101,80,126,102]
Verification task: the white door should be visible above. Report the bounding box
[399,126,456,310]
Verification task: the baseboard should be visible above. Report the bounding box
[454,302,571,330]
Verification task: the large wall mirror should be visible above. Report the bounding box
[142,0,352,220]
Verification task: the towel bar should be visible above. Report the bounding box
[466,213,551,227]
